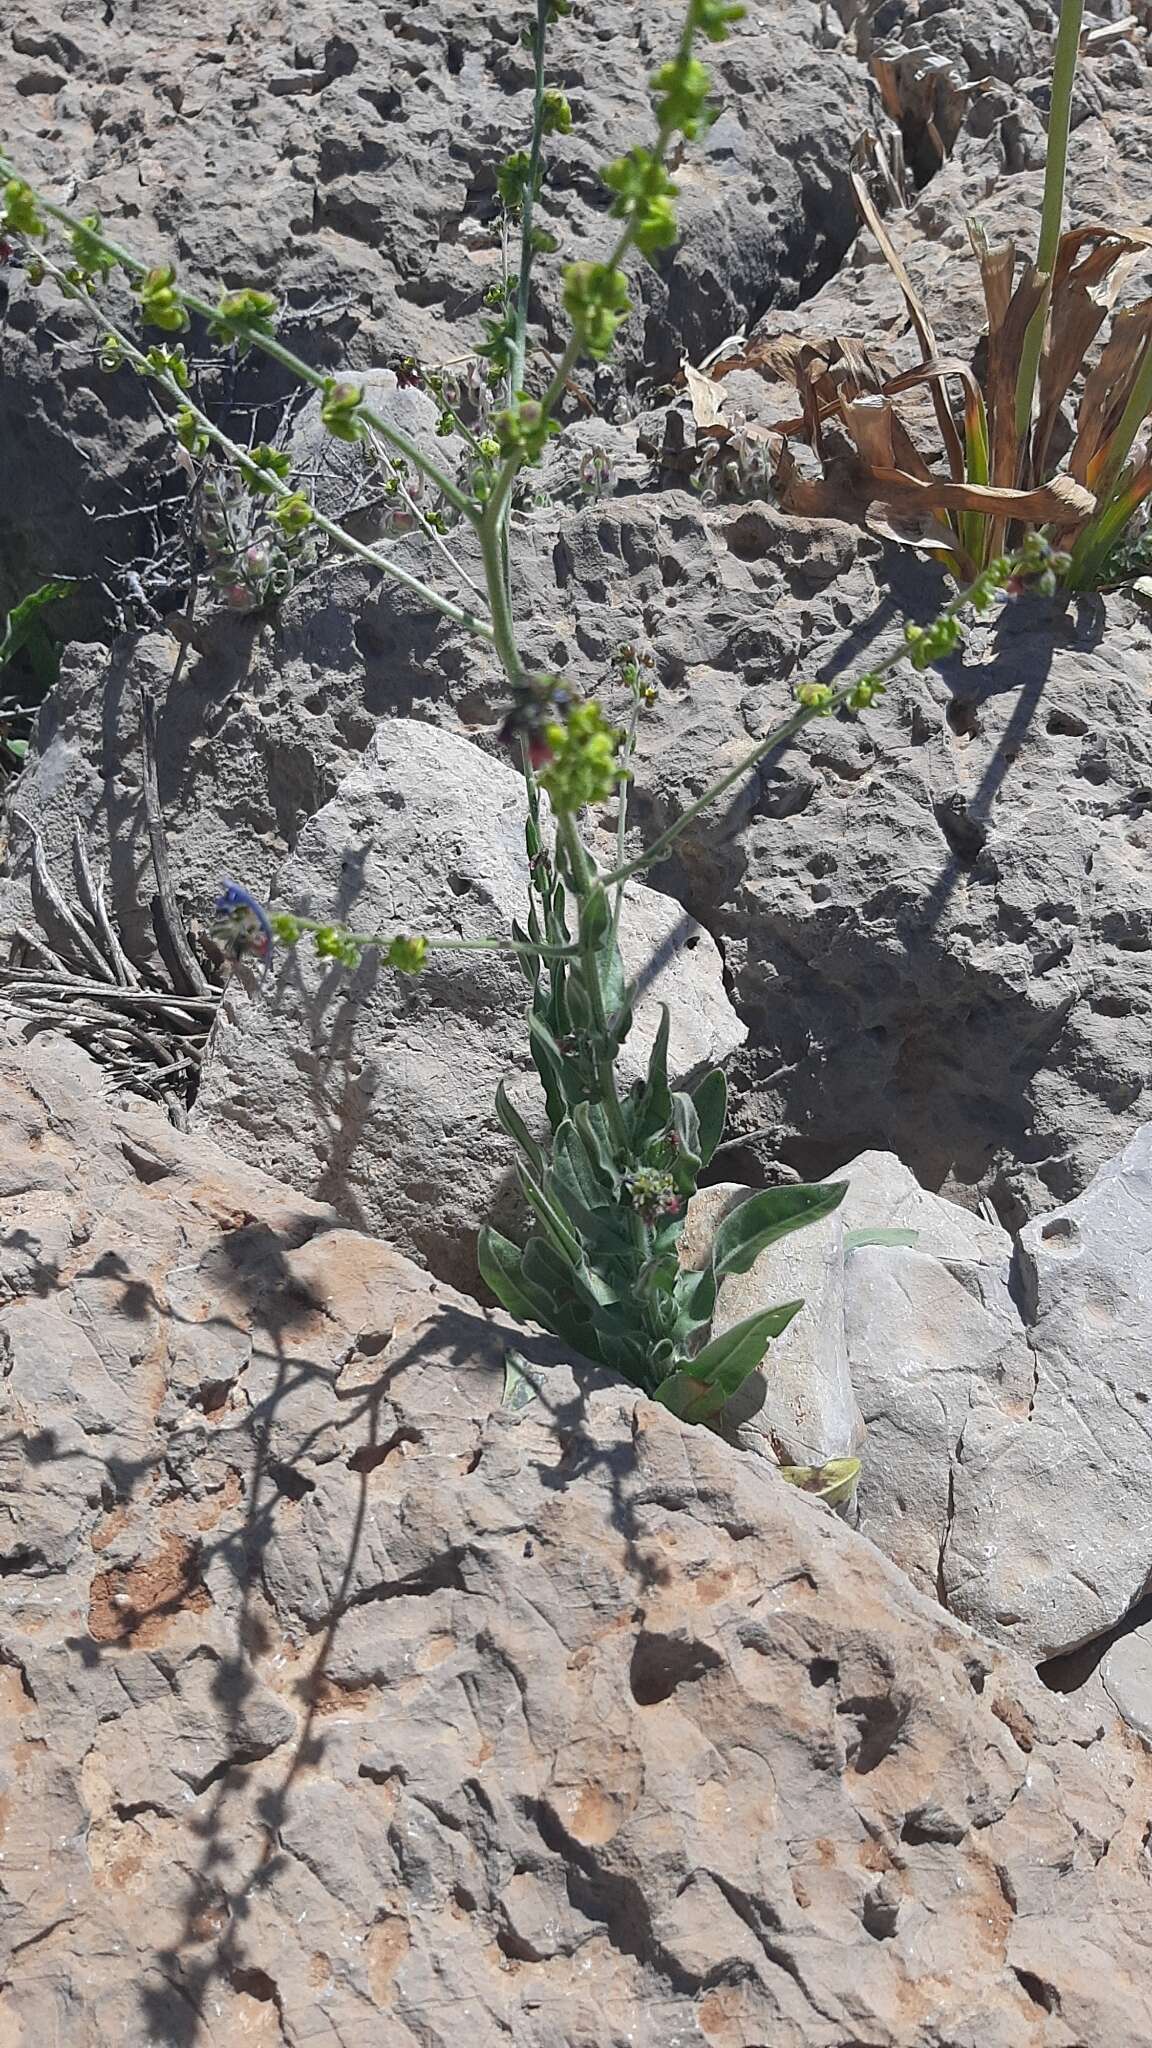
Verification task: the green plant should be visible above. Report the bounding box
[0,577,73,770]
[0,3,1059,1442]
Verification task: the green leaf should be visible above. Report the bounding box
[552,1119,611,1216]
[844,1226,919,1252]
[673,1260,716,1334]
[691,1068,727,1167]
[653,1301,803,1424]
[517,1163,586,1271]
[2,737,28,763]
[501,1349,542,1413]
[670,1090,701,1174]
[629,1006,671,1144]
[510,918,540,988]
[0,577,74,687]
[522,1234,594,1313]
[579,881,611,949]
[711,1182,847,1282]
[528,1011,578,1128]
[478,1227,546,1325]
[572,1101,617,1187]
[495,1078,545,1179]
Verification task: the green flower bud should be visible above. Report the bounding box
[538,698,624,812]
[497,149,533,215]
[651,55,712,138]
[174,405,210,456]
[137,343,190,388]
[270,912,303,944]
[542,89,573,134]
[320,379,366,443]
[313,925,363,968]
[904,615,961,670]
[562,260,631,359]
[98,333,125,373]
[271,490,314,537]
[69,214,116,282]
[847,672,886,711]
[795,682,835,715]
[2,178,45,237]
[690,0,745,41]
[387,935,428,973]
[602,148,679,258]
[139,264,189,333]
[244,443,292,494]
[493,399,559,464]
[209,287,278,343]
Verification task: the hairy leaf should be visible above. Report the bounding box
[495,1077,545,1178]
[691,1067,727,1167]
[843,1226,919,1250]
[653,1301,802,1423]
[478,1227,547,1325]
[711,1181,847,1282]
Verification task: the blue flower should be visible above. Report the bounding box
[213,882,273,963]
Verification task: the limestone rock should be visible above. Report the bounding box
[946,1123,1152,1659]
[4,1023,1152,2047]
[195,718,743,1289]
[1101,1626,1152,1748]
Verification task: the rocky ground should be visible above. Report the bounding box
[3,0,1152,2041]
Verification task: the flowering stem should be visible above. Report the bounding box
[35,252,494,641]
[557,813,631,1154]
[0,169,475,517]
[477,495,528,683]
[601,560,1021,890]
[510,0,553,405]
[285,913,581,963]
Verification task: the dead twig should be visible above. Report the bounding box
[139,683,211,998]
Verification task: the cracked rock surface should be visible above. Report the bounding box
[4,1023,1152,2045]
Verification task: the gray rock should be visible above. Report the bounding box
[4,1021,1152,2048]
[848,1241,1034,1604]
[195,717,743,1288]
[1100,1625,1152,1747]
[837,1146,1016,1316]
[946,1124,1152,1659]
[289,365,468,535]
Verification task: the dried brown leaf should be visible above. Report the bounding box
[864,465,1093,527]
[1034,227,1152,481]
[682,359,729,437]
[852,140,965,482]
[864,501,968,561]
[711,331,893,399]
[1069,299,1152,487]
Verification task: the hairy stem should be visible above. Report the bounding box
[4,172,475,516]
[602,575,1003,890]
[510,0,552,403]
[37,255,492,639]
[557,813,630,1153]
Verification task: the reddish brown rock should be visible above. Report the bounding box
[2,1025,1152,2045]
